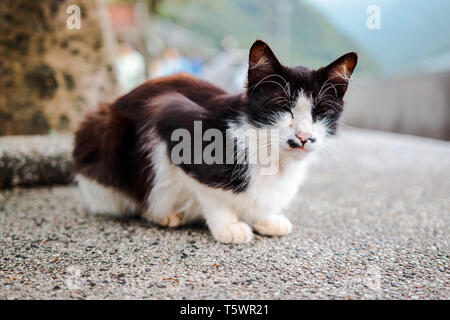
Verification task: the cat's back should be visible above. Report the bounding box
[114,73,227,117]
[73,73,229,204]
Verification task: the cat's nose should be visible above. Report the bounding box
[295,131,315,146]
[295,130,311,141]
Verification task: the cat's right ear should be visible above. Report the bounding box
[247,40,282,88]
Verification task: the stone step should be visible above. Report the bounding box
[0,134,73,189]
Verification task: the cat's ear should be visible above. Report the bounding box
[247,40,282,87]
[320,52,358,97]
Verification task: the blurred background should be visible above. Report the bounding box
[1,0,449,139]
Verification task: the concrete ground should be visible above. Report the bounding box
[0,128,449,299]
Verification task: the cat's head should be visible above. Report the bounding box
[245,40,357,158]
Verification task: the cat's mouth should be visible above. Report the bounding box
[288,146,308,153]
[287,139,308,151]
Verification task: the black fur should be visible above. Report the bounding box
[73,40,357,204]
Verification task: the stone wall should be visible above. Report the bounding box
[0,0,118,135]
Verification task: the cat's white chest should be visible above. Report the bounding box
[146,140,310,224]
[241,159,308,215]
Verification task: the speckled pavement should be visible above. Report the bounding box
[0,128,449,299]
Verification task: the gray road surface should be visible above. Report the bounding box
[0,128,449,299]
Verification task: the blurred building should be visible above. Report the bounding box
[108,2,220,92]
[344,71,450,140]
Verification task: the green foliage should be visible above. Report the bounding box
[107,0,378,73]
[158,0,378,73]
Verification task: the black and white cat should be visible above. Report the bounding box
[73,40,357,243]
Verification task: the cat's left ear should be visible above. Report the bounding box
[247,40,282,88]
[319,52,358,97]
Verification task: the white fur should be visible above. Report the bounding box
[142,91,327,243]
[139,139,308,243]
[77,92,330,243]
[143,136,202,225]
[278,91,328,153]
[76,174,140,216]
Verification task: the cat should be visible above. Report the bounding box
[73,40,357,243]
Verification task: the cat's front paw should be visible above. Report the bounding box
[212,222,253,244]
[253,215,292,236]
